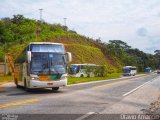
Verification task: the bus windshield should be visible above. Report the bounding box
[123,68,131,73]
[31,53,66,75]
[69,65,78,74]
[31,44,65,53]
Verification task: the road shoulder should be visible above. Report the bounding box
[101,75,160,114]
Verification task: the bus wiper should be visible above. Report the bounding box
[54,70,60,74]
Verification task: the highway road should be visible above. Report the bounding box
[0,74,160,120]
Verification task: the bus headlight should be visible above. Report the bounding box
[30,75,39,81]
[31,77,39,80]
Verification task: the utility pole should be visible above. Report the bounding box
[39,8,43,22]
[63,18,67,27]
[63,18,67,31]
[3,22,6,53]
[36,9,43,40]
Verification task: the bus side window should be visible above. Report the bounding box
[76,66,80,73]
[81,65,84,69]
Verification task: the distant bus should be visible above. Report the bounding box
[13,42,72,91]
[123,66,137,76]
[145,67,152,73]
[69,64,105,77]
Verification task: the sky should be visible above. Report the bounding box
[1,0,160,54]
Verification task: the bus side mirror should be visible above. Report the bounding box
[27,51,31,63]
[66,52,72,63]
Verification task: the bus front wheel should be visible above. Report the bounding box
[14,79,20,88]
[52,87,59,91]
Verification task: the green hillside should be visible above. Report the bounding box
[48,35,121,73]
[0,15,122,75]
[0,14,159,75]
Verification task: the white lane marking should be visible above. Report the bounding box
[123,79,154,97]
[123,75,160,97]
[75,112,95,120]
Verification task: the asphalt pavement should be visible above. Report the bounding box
[0,73,159,120]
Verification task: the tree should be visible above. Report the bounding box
[109,40,131,50]
[154,50,160,56]
[11,14,25,24]
[1,17,11,22]
[154,50,160,69]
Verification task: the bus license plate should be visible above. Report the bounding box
[47,83,53,85]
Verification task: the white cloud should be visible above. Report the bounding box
[1,0,160,53]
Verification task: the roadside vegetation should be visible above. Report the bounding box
[0,15,160,84]
[0,76,13,85]
[68,73,122,85]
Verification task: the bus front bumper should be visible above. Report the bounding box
[123,73,131,76]
[29,79,67,88]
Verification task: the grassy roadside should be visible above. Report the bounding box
[137,72,145,74]
[68,73,122,85]
[0,76,13,85]
[0,73,122,86]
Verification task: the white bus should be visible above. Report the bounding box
[69,64,105,77]
[123,66,137,76]
[145,67,152,73]
[13,42,72,91]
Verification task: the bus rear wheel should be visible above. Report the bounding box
[80,74,84,77]
[52,87,59,91]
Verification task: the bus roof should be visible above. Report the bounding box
[29,42,64,46]
[123,66,136,68]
